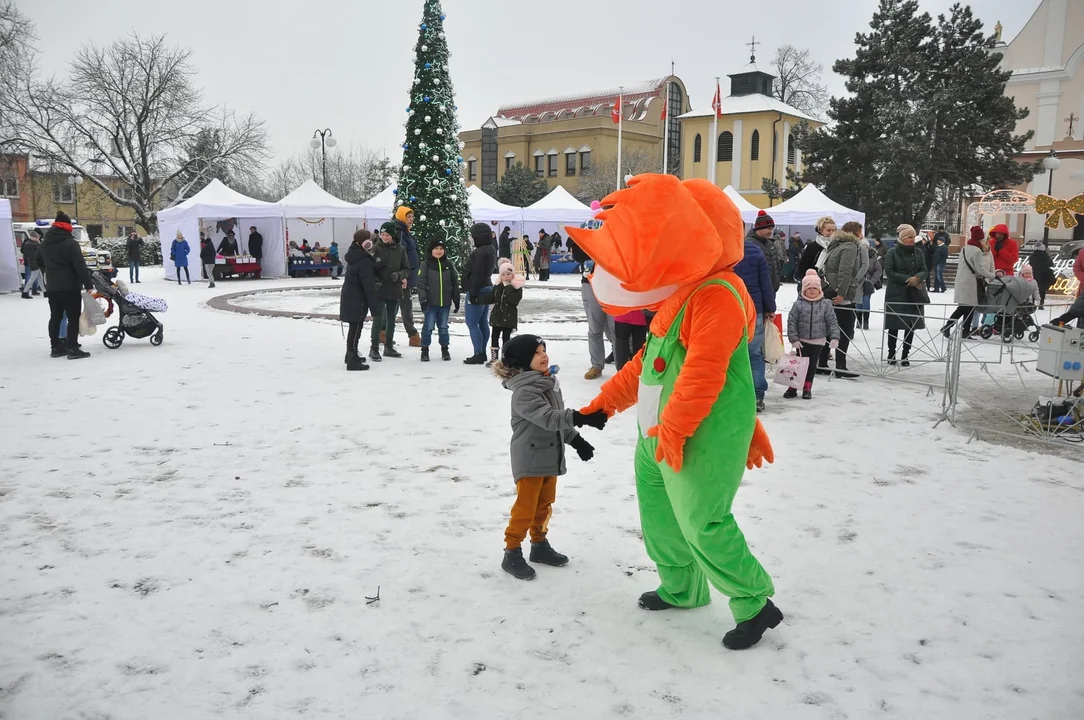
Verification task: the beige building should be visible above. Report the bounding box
[994,0,1084,243]
[677,70,822,209]
[459,76,688,198]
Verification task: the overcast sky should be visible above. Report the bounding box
[23,0,1037,167]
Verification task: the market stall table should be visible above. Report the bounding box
[214,256,262,280]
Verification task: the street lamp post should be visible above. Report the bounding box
[1042,149,1060,245]
[310,129,337,190]
[67,174,83,222]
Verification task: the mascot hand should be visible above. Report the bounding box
[746,419,775,470]
[646,424,686,472]
[580,396,616,418]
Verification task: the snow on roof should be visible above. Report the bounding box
[482,116,522,129]
[678,93,818,123]
[497,79,668,120]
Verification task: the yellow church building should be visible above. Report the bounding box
[458,68,820,206]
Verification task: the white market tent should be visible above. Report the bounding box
[467,185,522,223]
[0,199,19,293]
[358,185,398,225]
[278,180,366,249]
[722,185,762,224]
[157,180,286,280]
[766,185,865,229]
[525,185,594,239]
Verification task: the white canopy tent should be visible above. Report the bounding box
[358,185,398,225]
[765,185,865,229]
[722,186,762,224]
[466,185,523,223]
[0,199,19,293]
[278,180,366,249]
[157,180,286,280]
[525,185,594,240]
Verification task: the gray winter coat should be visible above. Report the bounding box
[502,371,580,481]
[954,244,997,307]
[787,296,840,345]
[822,231,862,305]
[852,238,871,304]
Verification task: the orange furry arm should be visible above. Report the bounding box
[747,418,774,470]
[658,284,745,439]
[581,347,643,416]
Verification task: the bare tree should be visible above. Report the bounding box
[771,45,828,119]
[0,0,35,150]
[15,33,269,233]
[575,148,660,203]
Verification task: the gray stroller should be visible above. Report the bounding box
[978,275,1040,343]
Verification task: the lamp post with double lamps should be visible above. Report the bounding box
[1042,149,1060,245]
[310,129,337,190]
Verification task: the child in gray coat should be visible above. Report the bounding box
[787,270,841,399]
[493,334,607,580]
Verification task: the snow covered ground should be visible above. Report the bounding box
[1,272,1082,719]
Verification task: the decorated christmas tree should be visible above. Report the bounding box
[395,0,472,267]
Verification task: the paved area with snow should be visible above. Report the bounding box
[1,272,1081,719]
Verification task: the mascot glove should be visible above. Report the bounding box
[580,397,617,419]
[746,421,775,470]
[646,424,687,472]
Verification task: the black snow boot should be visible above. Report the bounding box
[463,353,486,365]
[369,345,382,362]
[383,345,402,359]
[21,291,31,299]
[605,351,615,365]
[501,548,536,580]
[722,599,784,650]
[638,590,677,611]
[50,346,67,358]
[420,347,430,362]
[441,345,451,361]
[346,352,368,371]
[529,540,568,567]
[67,347,91,360]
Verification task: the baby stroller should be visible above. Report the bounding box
[978,275,1040,344]
[90,272,166,348]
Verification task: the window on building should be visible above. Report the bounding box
[717,131,733,162]
[565,153,576,176]
[54,185,74,204]
[547,154,558,177]
[787,133,797,165]
[505,155,515,171]
[535,155,545,176]
[693,134,702,163]
[117,186,135,202]
[118,225,136,237]
[750,130,760,161]
[580,151,592,173]
[468,159,477,181]
[0,177,16,198]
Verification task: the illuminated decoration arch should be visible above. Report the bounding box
[965,189,1036,222]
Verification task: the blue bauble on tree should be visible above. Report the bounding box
[392,189,398,195]
[410,196,417,202]
[424,63,432,69]
[424,96,431,103]
[420,23,427,29]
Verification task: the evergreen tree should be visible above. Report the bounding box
[493,162,550,207]
[795,0,1037,236]
[395,0,471,267]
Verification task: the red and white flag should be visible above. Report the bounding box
[711,81,723,118]
[661,101,667,121]
[611,96,621,124]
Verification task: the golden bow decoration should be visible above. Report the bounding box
[1035,194,1084,229]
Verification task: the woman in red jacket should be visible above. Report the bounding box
[988,224,1019,276]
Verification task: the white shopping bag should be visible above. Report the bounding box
[82,291,107,326]
[764,319,785,364]
[773,353,809,390]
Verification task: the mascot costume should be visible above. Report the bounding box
[566,174,782,650]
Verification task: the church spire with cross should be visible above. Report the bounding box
[747,35,761,65]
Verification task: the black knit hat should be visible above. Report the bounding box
[469,222,493,246]
[754,210,775,231]
[379,221,398,237]
[55,210,72,224]
[426,236,445,254]
[501,334,545,372]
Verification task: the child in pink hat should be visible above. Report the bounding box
[785,270,841,399]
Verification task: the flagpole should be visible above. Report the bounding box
[616,85,623,189]
[662,81,669,174]
[710,76,720,185]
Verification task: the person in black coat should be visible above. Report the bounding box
[248,226,264,266]
[1027,242,1056,309]
[20,229,43,298]
[462,222,498,365]
[218,233,238,256]
[35,211,93,359]
[125,231,145,283]
[416,237,460,362]
[339,230,381,371]
[498,226,512,259]
[199,237,218,288]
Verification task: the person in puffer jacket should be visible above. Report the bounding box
[733,237,776,411]
[415,237,460,362]
[786,270,840,400]
[488,259,525,366]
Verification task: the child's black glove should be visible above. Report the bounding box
[570,436,594,462]
[572,410,608,430]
